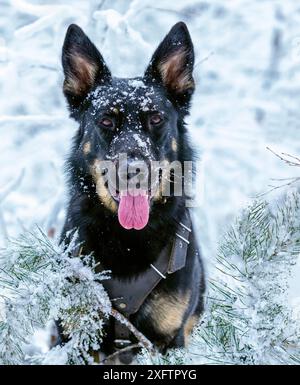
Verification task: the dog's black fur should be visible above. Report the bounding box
[59,22,205,358]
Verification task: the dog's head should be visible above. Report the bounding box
[62,22,195,230]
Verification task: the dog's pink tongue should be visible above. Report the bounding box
[118,191,149,230]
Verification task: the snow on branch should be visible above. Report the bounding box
[188,191,300,364]
[256,148,300,197]
[267,147,300,168]
[0,229,112,364]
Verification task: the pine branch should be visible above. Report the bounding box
[0,229,111,364]
[110,308,156,353]
[100,343,142,364]
[189,191,300,365]
[266,147,300,167]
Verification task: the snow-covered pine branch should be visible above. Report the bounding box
[189,191,300,365]
[0,229,111,365]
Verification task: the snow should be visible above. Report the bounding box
[0,300,6,323]
[0,0,300,363]
[0,230,112,364]
[128,79,146,89]
[132,133,151,154]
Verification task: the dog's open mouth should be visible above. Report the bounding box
[103,169,160,230]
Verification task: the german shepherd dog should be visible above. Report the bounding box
[59,22,205,362]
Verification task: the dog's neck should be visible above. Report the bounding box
[73,191,186,278]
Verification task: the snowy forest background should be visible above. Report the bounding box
[0,0,300,364]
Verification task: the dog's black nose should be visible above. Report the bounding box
[118,160,149,190]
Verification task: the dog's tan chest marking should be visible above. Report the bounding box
[143,290,191,337]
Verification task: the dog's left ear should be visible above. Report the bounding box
[62,24,111,109]
[144,22,195,106]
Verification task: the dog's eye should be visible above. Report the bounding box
[99,117,115,130]
[149,113,163,126]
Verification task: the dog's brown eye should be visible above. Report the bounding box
[149,114,163,126]
[99,117,115,130]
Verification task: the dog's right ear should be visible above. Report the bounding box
[62,24,111,109]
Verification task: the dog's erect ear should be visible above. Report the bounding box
[144,22,195,106]
[62,24,111,108]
